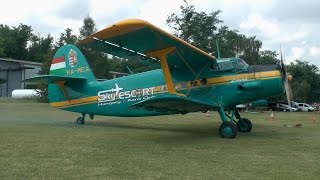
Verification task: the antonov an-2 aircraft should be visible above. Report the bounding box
[26,19,292,138]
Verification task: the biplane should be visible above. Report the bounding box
[26,19,292,138]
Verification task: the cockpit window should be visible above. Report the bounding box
[235,59,248,70]
[213,58,249,72]
[218,61,234,71]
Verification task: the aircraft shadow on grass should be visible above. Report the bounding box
[90,121,217,135]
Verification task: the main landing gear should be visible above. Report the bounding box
[75,113,94,124]
[217,107,252,138]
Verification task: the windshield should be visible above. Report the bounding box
[232,59,248,70]
[216,58,249,72]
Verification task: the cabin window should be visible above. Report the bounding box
[213,58,248,72]
[218,61,234,71]
[236,59,248,70]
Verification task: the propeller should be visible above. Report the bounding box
[280,47,293,107]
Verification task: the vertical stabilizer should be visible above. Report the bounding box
[49,44,95,82]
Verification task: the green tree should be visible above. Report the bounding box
[287,60,320,103]
[166,0,263,65]
[27,34,54,62]
[0,24,32,59]
[167,0,222,54]
[78,16,112,79]
[258,50,279,65]
[14,24,33,59]
[291,80,310,103]
[216,26,240,57]
[215,25,262,64]
[32,33,55,102]
[0,25,13,57]
[56,28,78,48]
[79,16,97,40]
[239,36,262,65]
[36,57,53,102]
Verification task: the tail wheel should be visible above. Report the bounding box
[237,118,252,132]
[219,121,237,138]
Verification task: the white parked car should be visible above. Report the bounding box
[276,103,298,112]
[296,103,314,112]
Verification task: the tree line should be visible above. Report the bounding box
[0,0,319,103]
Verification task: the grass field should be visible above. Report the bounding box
[0,101,320,179]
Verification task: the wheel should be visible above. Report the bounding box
[219,121,237,138]
[237,118,252,132]
[76,117,84,124]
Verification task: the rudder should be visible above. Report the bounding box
[49,44,96,82]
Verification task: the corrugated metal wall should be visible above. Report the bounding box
[0,61,22,97]
[0,60,41,97]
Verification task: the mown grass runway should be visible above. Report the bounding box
[0,101,320,179]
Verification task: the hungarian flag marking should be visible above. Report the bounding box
[50,57,66,71]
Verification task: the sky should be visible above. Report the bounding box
[1,0,320,67]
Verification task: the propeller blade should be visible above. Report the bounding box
[284,78,293,107]
[280,47,293,107]
[280,46,286,80]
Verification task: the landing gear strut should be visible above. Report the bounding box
[217,107,252,138]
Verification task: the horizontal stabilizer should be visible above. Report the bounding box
[130,94,216,113]
[23,75,86,83]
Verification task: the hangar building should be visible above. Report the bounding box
[0,58,42,97]
[0,58,128,97]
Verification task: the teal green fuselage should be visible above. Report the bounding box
[48,68,283,117]
[45,44,284,117]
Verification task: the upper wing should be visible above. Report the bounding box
[78,19,215,72]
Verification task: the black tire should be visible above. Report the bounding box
[219,121,237,139]
[237,118,252,132]
[76,117,84,124]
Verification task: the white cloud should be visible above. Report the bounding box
[309,46,320,56]
[238,11,315,67]
[288,47,304,63]
[240,13,280,38]
[0,0,320,67]
[138,0,181,32]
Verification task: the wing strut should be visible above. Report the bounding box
[146,46,185,96]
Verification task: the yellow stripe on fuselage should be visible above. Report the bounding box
[207,70,280,84]
[51,70,281,108]
[50,96,98,108]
